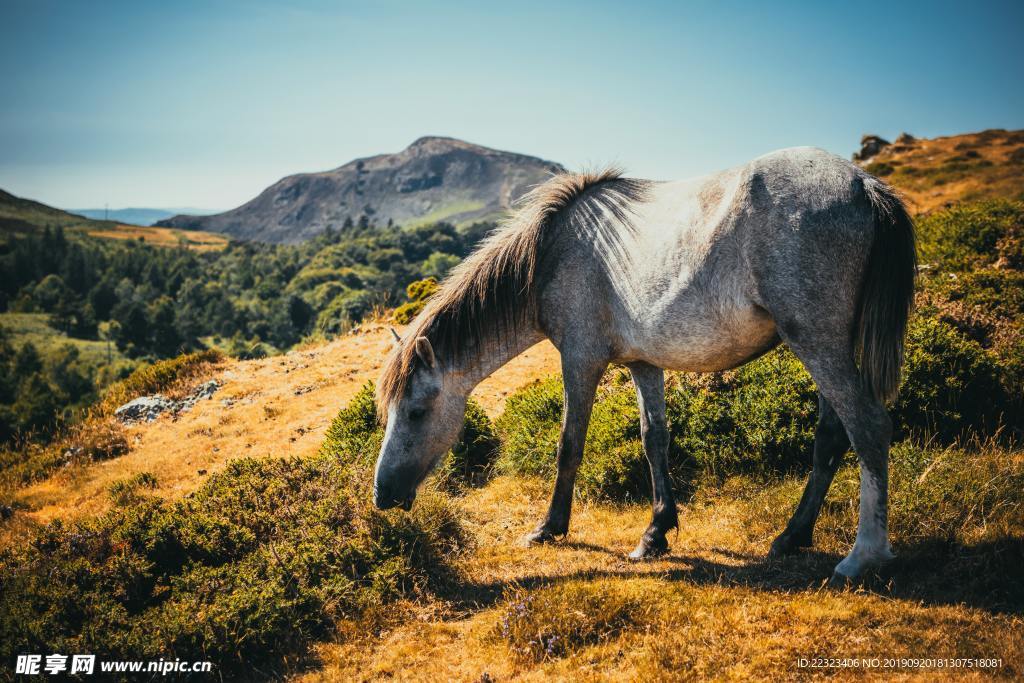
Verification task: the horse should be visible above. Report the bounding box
[372,146,916,582]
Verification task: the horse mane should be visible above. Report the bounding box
[376,168,645,415]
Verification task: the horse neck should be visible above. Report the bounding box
[444,324,546,397]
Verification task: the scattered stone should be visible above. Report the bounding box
[115,395,178,423]
[1,504,14,520]
[178,380,220,411]
[114,380,221,424]
[197,469,207,476]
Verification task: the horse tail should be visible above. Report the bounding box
[856,176,917,403]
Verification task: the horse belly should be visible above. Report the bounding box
[625,299,779,372]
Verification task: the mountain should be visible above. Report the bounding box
[156,136,566,244]
[68,208,219,226]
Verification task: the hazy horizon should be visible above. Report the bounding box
[2,0,1022,210]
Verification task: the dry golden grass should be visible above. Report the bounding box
[85,223,229,251]
[301,475,1022,682]
[6,325,559,527]
[860,129,1024,214]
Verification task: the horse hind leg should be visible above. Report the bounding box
[781,339,895,581]
[770,395,849,556]
[626,362,678,559]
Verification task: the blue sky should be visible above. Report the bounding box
[1,0,1021,209]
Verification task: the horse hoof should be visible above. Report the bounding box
[521,528,562,547]
[627,535,668,561]
[769,532,811,557]
[828,570,856,589]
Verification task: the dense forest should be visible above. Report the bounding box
[0,219,494,443]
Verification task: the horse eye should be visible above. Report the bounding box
[408,408,426,421]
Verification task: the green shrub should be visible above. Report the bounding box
[917,269,1024,412]
[320,381,499,490]
[495,350,818,500]
[98,349,222,415]
[392,277,439,324]
[315,289,376,336]
[677,350,817,477]
[916,200,1023,271]
[108,471,158,506]
[864,161,895,176]
[494,582,650,662]
[894,317,1008,441]
[437,399,500,490]
[493,376,565,483]
[319,381,381,466]
[0,453,465,678]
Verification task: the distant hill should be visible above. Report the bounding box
[68,207,219,227]
[0,188,93,234]
[854,128,1024,213]
[0,188,229,251]
[156,136,565,244]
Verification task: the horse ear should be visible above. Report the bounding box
[414,336,435,369]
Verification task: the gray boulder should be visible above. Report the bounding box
[114,380,221,424]
[115,395,177,423]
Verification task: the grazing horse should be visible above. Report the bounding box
[373,147,916,582]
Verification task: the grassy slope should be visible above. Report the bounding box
[6,324,560,527]
[0,312,128,368]
[0,187,229,251]
[859,128,1024,213]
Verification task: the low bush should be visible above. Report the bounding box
[917,268,1024,412]
[495,350,818,501]
[0,452,465,678]
[319,381,499,491]
[392,277,439,324]
[895,317,1010,441]
[916,200,1023,271]
[0,417,129,490]
[107,471,158,506]
[494,582,650,662]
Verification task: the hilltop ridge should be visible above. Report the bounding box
[157,137,565,244]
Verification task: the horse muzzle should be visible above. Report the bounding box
[373,485,416,511]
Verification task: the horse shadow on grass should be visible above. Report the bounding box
[440,536,1024,616]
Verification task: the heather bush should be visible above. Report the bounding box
[319,380,499,490]
[0,452,465,678]
[494,582,650,662]
[915,200,1023,271]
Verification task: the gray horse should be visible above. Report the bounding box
[373,147,916,582]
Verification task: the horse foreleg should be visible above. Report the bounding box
[770,395,848,556]
[523,358,605,545]
[627,362,678,559]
